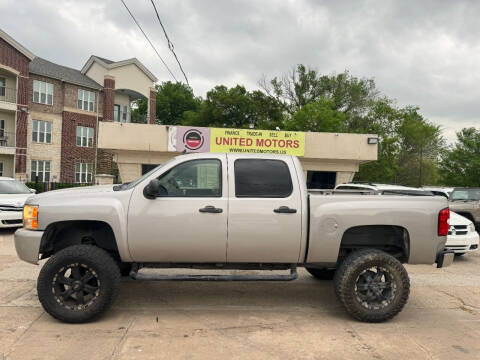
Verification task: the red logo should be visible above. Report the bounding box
[183,129,204,150]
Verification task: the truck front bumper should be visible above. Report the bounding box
[436,250,454,268]
[14,228,44,265]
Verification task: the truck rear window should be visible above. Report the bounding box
[234,159,292,198]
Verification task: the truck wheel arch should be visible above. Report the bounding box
[339,225,410,263]
[39,220,120,261]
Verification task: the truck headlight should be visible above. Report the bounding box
[23,205,39,230]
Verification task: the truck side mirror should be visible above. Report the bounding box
[144,179,161,199]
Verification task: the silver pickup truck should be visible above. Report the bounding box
[15,153,453,323]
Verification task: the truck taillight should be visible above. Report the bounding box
[438,208,450,236]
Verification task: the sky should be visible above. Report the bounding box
[1,0,479,142]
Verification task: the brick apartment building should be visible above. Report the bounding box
[0,28,157,183]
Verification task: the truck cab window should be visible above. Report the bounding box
[157,159,222,197]
[234,159,292,197]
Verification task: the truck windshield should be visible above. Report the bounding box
[450,189,480,201]
[113,159,175,191]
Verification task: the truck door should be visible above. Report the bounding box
[226,154,303,263]
[127,154,228,262]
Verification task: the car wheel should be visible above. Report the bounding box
[305,267,335,280]
[37,245,121,323]
[333,249,410,322]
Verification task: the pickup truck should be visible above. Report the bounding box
[449,187,480,231]
[14,153,453,323]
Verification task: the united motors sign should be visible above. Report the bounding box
[168,126,305,156]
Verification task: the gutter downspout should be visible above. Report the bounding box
[94,90,99,184]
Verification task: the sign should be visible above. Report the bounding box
[168,126,305,156]
[210,128,305,156]
[168,126,210,153]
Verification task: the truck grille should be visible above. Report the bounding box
[0,205,23,212]
[448,225,468,236]
[1,219,22,225]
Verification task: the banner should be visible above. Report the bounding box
[210,128,305,156]
[168,126,305,156]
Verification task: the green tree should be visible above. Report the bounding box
[130,81,200,125]
[441,127,480,186]
[284,98,345,133]
[395,107,444,186]
[155,81,200,125]
[184,85,284,130]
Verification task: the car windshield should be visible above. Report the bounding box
[0,180,31,194]
[450,189,480,201]
[114,159,176,191]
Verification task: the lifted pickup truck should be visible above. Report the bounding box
[15,153,453,323]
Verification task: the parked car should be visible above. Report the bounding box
[449,187,480,231]
[446,212,479,256]
[14,153,453,323]
[335,183,433,196]
[0,177,34,228]
[421,186,453,199]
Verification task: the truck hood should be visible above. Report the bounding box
[0,193,33,207]
[450,211,473,226]
[26,185,115,203]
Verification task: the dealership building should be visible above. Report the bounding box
[98,122,378,189]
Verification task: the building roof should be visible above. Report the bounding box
[93,56,115,64]
[0,28,35,60]
[81,55,158,82]
[29,57,103,90]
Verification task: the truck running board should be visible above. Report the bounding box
[129,266,298,282]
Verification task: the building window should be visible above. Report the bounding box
[33,80,53,105]
[31,160,50,182]
[122,105,128,122]
[113,104,120,122]
[76,126,94,147]
[32,120,52,143]
[75,163,92,183]
[0,119,4,137]
[77,89,95,112]
[0,77,5,96]
[0,162,3,176]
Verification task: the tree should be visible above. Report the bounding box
[441,127,480,186]
[130,81,200,125]
[260,65,378,125]
[395,107,444,186]
[183,85,284,129]
[283,98,346,133]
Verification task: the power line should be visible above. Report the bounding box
[120,0,177,82]
[150,0,189,85]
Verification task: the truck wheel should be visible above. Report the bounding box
[333,249,410,322]
[305,267,335,280]
[37,245,121,323]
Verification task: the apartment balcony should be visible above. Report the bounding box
[0,131,16,155]
[0,87,17,111]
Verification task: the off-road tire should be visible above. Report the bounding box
[333,249,410,322]
[305,267,336,280]
[118,262,133,277]
[37,245,121,323]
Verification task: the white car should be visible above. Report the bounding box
[421,186,454,199]
[334,183,432,196]
[446,211,479,256]
[0,177,34,228]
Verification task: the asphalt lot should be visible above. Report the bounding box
[1,229,480,360]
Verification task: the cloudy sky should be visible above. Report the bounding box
[2,0,479,141]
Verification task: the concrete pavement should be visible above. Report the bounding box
[0,229,479,359]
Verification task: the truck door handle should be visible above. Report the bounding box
[274,206,297,214]
[199,205,223,213]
